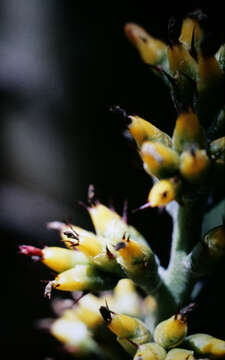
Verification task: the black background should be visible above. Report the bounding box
[0,1,224,359]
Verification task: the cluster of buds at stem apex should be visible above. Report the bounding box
[153,304,195,350]
[184,334,225,358]
[125,11,225,121]
[99,305,152,356]
[20,194,162,297]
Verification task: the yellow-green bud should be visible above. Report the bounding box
[50,317,99,355]
[88,202,148,247]
[179,16,203,53]
[141,141,180,179]
[148,178,181,207]
[124,23,167,67]
[209,137,225,161]
[167,42,197,80]
[128,115,172,148]
[100,306,152,355]
[185,333,225,359]
[46,264,117,295]
[154,314,188,349]
[203,225,225,258]
[180,149,210,183]
[113,279,141,317]
[134,343,167,360]
[172,110,206,153]
[165,348,195,360]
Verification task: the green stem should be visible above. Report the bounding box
[164,198,206,305]
[144,274,177,332]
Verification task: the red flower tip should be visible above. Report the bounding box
[19,245,43,258]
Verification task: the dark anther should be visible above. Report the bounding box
[106,246,115,259]
[162,191,168,198]
[189,27,198,61]
[109,105,131,126]
[64,230,79,241]
[190,146,196,157]
[87,184,98,206]
[140,36,147,43]
[115,241,126,251]
[99,306,113,324]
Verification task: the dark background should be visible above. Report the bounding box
[0,1,224,359]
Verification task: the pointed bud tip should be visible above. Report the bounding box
[132,202,151,213]
[19,245,43,258]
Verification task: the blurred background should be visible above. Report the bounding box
[0,1,224,359]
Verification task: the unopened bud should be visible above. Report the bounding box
[148,178,181,207]
[49,264,117,293]
[88,202,148,247]
[124,23,167,68]
[167,42,197,80]
[141,141,180,179]
[19,245,89,273]
[209,136,225,161]
[113,279,141,317]
[180,149,210,183]
[100,306,152,355]
[165,348,195,360]
[128,115,172,148]
[134,342,167,360]
[154,313,188,349]
[184,333,225,358]
[172,110,206,153]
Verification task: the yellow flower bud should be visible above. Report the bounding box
[165,348,195,360]
[167,43,197,80]
[148,178,180,207]
[141,141,180,179]
[61,225,104,257]
[115,234,153,277]
[179,16,203,52]
[209,136,225,161]
[128,115,172,148]
[185,333,225,358]
[198,55,224,90]
[154,314,188,349]
[100,306,152,354]
[50,317,99,355]
[113,279,141,317]
[75,293,103,328]
[134,342,167,360]
[41,247,89,273]
[203,225,225,258]
[180,149,210,183]
[88,202,148,247]
[124,23,167,67]
[48,264,115,293]
[19,245,89,273]
[172,110,206,153]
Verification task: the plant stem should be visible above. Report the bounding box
[164,198,206,305]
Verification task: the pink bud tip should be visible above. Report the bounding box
[19,245,43,257]
[132,202,151,213]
